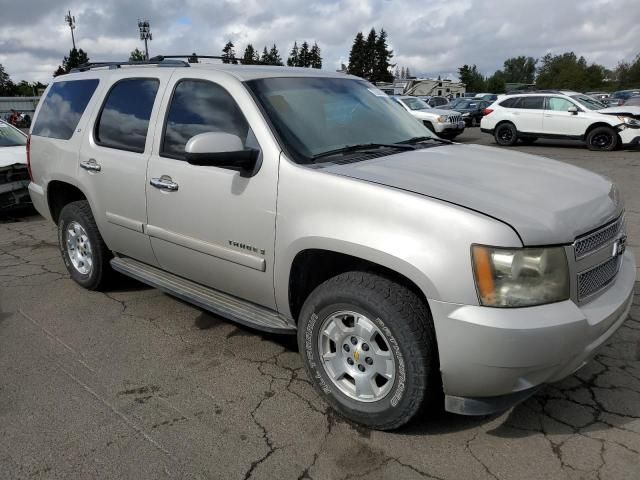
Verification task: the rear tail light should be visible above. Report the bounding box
[26,134,33,180]
[482,108,494,116]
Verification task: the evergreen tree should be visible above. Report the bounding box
[221,41,238,64]
[310,42,322,69]
[405,67,411,79]
[394,66,400,79]
[129,48,145,62]
[287,42,299,67]
[188,53,199,63]
[261,46,270,64]
[400,66,405,79]
[269,44,283,66]
[299,41,310,67]
[363,28,377,80]
[53,48,90,77]
[0,64,14,96]
[347,32,366,78]
[242,44,257,65]
[503,56,537,84]
[373,28,393,83]
[457,64,485,91]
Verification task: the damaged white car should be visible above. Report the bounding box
[0,119,31,211]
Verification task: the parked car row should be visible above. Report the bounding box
[391,96,465,139]
[0,119,31,212]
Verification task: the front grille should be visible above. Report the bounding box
[574,215,624,259]
[447,114,462,124]
[577,256,620,301]
[0,164,30,183]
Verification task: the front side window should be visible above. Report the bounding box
[95,78,159,152]
[570,95,607,111]
[0,121,27,147]
[162,79,251,159]
[246,77,432,163]
[32,79,99,140]
[546,97,575,112]
[517,96,544,109]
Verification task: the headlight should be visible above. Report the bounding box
[471,245,569,307]
[617,116,640,127]
[436,115,447,123]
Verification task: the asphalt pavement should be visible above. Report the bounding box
[1,129,639,479]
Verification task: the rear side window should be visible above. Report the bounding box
[162,79,250,159]
[518,97,544,109]
[32,79,99,140]
[499,97,518,108]
[95,78,160,153]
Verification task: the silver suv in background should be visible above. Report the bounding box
[28,59,635,430]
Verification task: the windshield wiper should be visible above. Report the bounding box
[311,143,415,160]
[399,136,452,145]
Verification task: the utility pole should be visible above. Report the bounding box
[64,10,76,50]
[138,20,152,60]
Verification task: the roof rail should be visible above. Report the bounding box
[151,55,269,65]
[504,89,564,95]
[71,58,190,72]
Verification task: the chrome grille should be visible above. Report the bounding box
[574,215,624,259]
[577,256,620,301]
[447,114,462,124]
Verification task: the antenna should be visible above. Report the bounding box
[138,20,152,60]
[64,10,76,50]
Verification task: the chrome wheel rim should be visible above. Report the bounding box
[65,221,93,275]
[317,311,396,402]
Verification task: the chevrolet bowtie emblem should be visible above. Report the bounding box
[353,350,360,362]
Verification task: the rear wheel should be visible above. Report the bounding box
[297,271,439,430]
[494,122,518,146]
[586,126,618,151]
[58,200,113,290]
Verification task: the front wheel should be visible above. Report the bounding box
[586,126,618,151]
[297,272,439,430]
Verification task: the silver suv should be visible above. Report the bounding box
[28,59,636,430]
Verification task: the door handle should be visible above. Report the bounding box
[150,175,179,191]
[80,159,101,172]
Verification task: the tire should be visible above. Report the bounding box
[58,200,113,290]
[520,137,537,145]
[494,122,518,146]
[297,271,439,430]
[586,126,618,151]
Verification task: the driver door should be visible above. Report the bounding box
[145,73,279,309]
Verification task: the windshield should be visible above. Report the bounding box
[449,99,479,109]
[246,77,434,163]
[0,121,27,147]
[400,97,431,110]
[571,95,607,110]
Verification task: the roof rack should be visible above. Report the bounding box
[71,58,190,72]
[504,89,565,95]
[151,55,269,65]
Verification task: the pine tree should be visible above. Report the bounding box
[0,64,15,95]
[188,53,199,63]
[394,66,400,79]
[54,48,90,76]
[242,44,257,65]
[222,41,238,64]
[310,42,322,69]
[400,66,405,79]
[269,44,283,66]
[129,48,145,62]
[261,46,270,64]
[364,28,377,81]
[405,67,411,79]
[299,41,310,67]
[373,28,393,83]
[347,32,366,78]
[287,42,299,67]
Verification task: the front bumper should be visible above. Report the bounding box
[430,249,636,415]
[0,164,31,210]
[617,125,640,146]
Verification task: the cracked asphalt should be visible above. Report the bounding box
[1,131,640,480]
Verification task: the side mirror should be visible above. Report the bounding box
[184,132,259,176]
[567,105,579,115]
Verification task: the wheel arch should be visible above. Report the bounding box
[285,244,436,323]
[46,180,89,224]
[584,122,618,140]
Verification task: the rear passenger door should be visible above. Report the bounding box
[511,96,544,133]
[79,72,167,266]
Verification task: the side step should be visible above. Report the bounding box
[110,257,296,334]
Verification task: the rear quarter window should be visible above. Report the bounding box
[499,97,519,108]
[32,79,99,140]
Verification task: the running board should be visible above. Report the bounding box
[110,257,296,334]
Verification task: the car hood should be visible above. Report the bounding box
[323,144,620,245]
[411,108,460,118]
[598,105,640,117]
[0,145,27,168]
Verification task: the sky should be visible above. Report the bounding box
[1,0,639,84]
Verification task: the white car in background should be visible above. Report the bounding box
[481,91,640,151]
[0,119,31,211]
[392,96,465,139]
